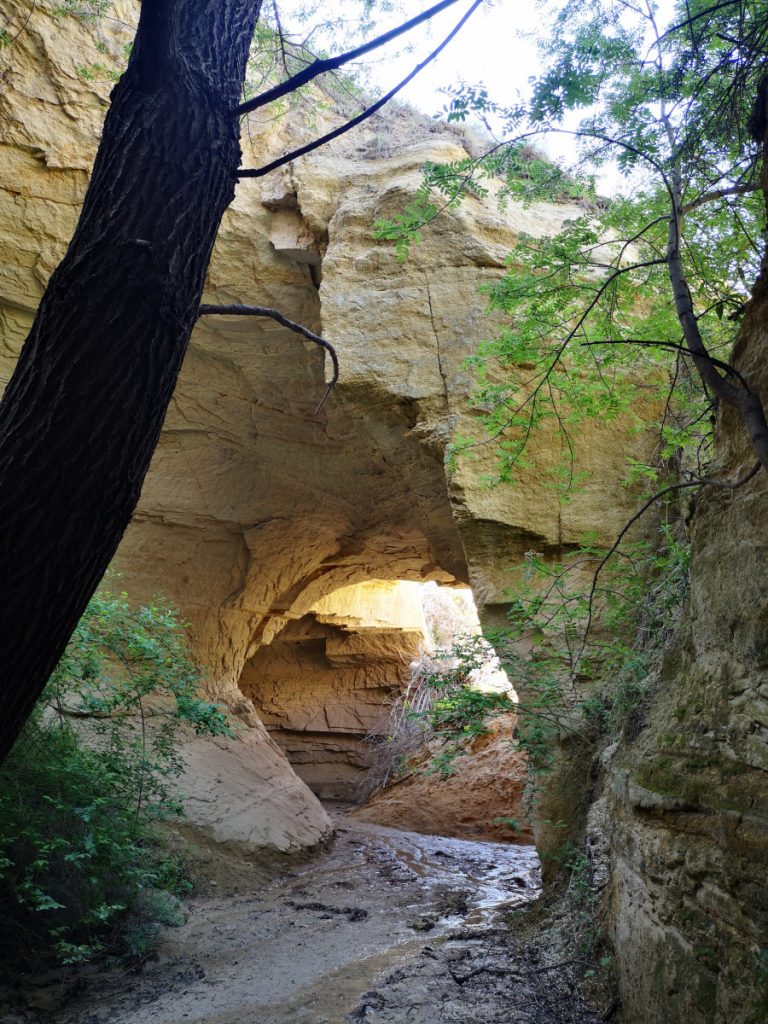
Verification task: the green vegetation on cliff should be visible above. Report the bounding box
[0,586,230,968]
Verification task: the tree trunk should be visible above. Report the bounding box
[0,0,262,761]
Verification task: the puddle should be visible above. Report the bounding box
[347,820,540,929]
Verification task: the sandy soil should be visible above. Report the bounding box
[1,810,600,1024]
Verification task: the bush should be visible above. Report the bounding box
[361,631,515,795]
[0,583,230,970]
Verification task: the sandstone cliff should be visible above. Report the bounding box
[1,3,649,852]
[4,6,768,1022]
[592,280,768,1022]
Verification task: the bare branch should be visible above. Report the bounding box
[198,303,339,413]
[237,0,483,179]
[515,124,671,187]
[233,0,470,116]
[271,0,291,79]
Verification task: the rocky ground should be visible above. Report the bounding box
[1,810,604,1024]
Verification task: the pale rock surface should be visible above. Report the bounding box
[177,710,331,852]
[242,581,429,800]
[1,4,649,851]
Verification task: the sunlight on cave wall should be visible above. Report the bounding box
[239,579,513,799]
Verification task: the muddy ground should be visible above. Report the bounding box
[1,810,604,1024]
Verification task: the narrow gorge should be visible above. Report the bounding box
[0,4,766,1023]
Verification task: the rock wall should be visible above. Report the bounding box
[0,3,650,852]
[242,581,428,800]
[5,7,768,1018]
[595,283,768,1020]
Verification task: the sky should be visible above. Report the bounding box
[277,1,548,128]
[276,0,678,196]
[350,2,548,121]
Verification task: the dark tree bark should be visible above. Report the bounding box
[0,0,262,761]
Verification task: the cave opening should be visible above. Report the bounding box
[238,579,518,812]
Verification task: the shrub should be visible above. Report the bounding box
[361,631,515,794]
[0,583,230,969]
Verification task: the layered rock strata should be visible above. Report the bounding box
[1,3,649,850]
[241,581,428,800]
[594,289,768,1020]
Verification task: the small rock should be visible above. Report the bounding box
[346,908,369,922]
[408,916,436,932]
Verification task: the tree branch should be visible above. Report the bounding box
[271,0,291,79]
[666,187,768,470]
[237,0,483,179]
[233,0,470,116]
[537,111,768,471]
[657,0,741,45]
[577,460,761,665]
[467,259,667,451]
[580,338,749,387]
[197,303,339,413]
[682,181,761,213]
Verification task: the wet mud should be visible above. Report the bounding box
[2,812,599,1023]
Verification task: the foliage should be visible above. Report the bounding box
[77,61,121,83]
[366,515,689,799]
[560,844,604,951]
[463,204,730,488]
[362,630,514,790]
[375,143,595,261]
[50,0,114,20]
[377,0,768,490]
[497,518,690,776]
[0,585,230,969]
[419,683,514,777]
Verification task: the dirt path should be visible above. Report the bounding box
[3,813,599,1024]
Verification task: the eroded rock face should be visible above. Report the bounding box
[242,581,428,800]
[1,4,649,851]
[350,717,533,844]
[600,287,768,1021]
[175,717,331,853]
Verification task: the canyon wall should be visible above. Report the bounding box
[594,283,768,1023]
[3,5,768,1019]
[2,2,648,855]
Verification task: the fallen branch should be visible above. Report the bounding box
[529,956,588,975]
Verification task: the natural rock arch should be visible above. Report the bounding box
[0,7,651,848]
